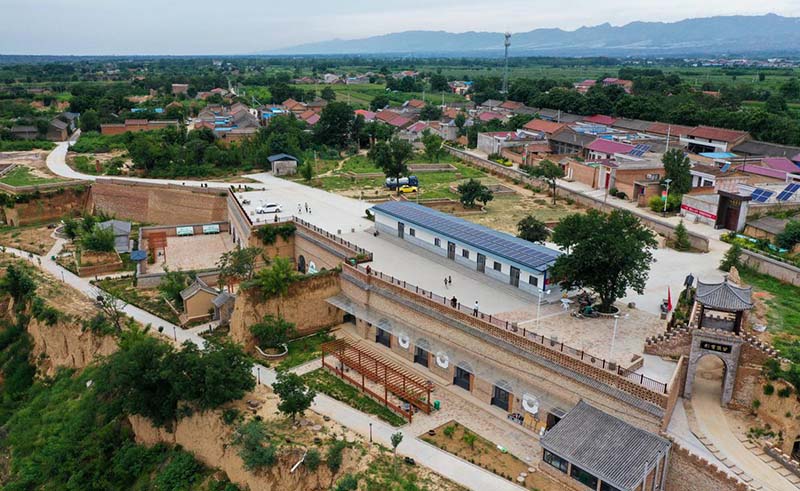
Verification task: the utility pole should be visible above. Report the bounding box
[502,32,511,98]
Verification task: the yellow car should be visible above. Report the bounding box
[398,185,418,194]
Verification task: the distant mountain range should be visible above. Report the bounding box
[270,14,800,57]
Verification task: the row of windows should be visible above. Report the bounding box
[543,450,620,491]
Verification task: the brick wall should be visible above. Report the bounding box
[566,161,598,188]
[91,180,227,225]
[229,272,343,350]
[661,356,688,431]
[665,440,752,491]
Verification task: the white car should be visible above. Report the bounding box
[256,203,282,214]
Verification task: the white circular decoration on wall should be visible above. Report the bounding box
[397,333,410,349]
[307,261,318,274]
[522,393,540,415]
[435,351,450,369]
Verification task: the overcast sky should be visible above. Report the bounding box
[2,0,800,55]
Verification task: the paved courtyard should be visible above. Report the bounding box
[146,233,235,273]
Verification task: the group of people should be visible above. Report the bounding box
[297,202,311,214]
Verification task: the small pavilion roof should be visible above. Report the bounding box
[695,278,753,311]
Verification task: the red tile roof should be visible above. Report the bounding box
[478,111,504,122]
[355,109,376,121]
[583,114,617,125]
[376,110,402,123]
[305,114,320,126]
[405,121,428,133]
[646,122,693,137]
[443,108,461,119]
[688,125,749,143]
[405,99,426,109]
[523,119,566,135]
[387,115,413,128]
[762,157,800,173]
[499,100,524,110]
[586,139,635,155]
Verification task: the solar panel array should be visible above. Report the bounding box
[750,188,775,203]
[374,202,560,271]
[720,163,731,172]
[628,144,651,157]
[777,183,800,202]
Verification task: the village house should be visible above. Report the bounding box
[477,130,545,156]
[171,83,189,95]
[681,125,751,153]
[9,125,39,140]
[101,119,179,136]
[268,153,300,176]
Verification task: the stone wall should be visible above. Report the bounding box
[756,380,800,456]
[662,356,688,431]
[27,317,119,377]
[3,185,90,226]
[732,339,778,410]
[229,272,343,350]
[340,268,665,433]
[90,179,227,225]
[740,249,800,287]
[665,439,753,491]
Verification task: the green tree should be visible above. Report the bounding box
[443,425,455,439]
[335,474,359,491]
[457,178,493,208]
[320,86,337,102]
[314,101,354,148]
[766,94,788,114]
[95,290,128,333]
[550,210,658,312]
[776,220,800,250]
[272,371,316,422]
[299,161,314,181]
[79,109,101,132]
[250,314,296,350]
[217,246,261,290]
[517,215,549,244]
[421,131,444,162]
[369,138,414,194]
[661,149,692,195]
[522,160,564,204]
[370,94,390,111]
[391,431,404,470]
[157,268,192,307]
[80,225,116,252]
[672,220,691,251]
[304,448,321,471]
[462,431,476,449]
[454,112,467,136]
[420,104,442,121]
[720,242,743,272]
[249,256,297,299]
[0,264,36,306]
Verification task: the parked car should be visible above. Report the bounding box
[398,185,418,194]
[256,203,282,214]
[385,175,419,190]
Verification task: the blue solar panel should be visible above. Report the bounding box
[720,163,731,172]
[373,201,560,272]
[777,183,800,202]
[628,144,651,157]
[750,188,775,203]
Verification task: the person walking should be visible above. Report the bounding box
[305,202,309,212]
[473,300,479,317]
[448,275,452,285]
[450,296,458,308]
[444,277,448,289]
[297,204,302,214]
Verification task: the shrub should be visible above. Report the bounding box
[326,440,347,473]
[154,450,204,490]
[720,243,742,272]
[764,384,775,396]
[443,425,455,439]
[778,387,793,398]
[234,419,277,470]
[776,220,800,250]
[672,220,691,251]
[80,225,116,252]
[250,314,296,350]
[304,448,321,471]
[222,408,240,425]
[334,474,359,491]
[648,193,682,213]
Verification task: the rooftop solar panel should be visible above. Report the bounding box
[372,201,560,272]
[750,188,775,203]
[629,144,651,157]
[777,183,800,202]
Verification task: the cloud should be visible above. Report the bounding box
[1,0,799,54]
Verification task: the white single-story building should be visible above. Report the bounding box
[371,201,561,296]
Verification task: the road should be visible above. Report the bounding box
[6,238,525,491]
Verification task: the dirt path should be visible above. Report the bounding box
[692,356,797,491]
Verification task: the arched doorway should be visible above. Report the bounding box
[297,255,306,273]
[684,330,742,406]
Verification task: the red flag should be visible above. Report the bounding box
[667,287,673,312]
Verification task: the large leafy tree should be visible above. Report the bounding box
[250,314,296,350]
[0,264,36,306]
[550,210,657,312]
[457,178,494,208]
[217,246,261,291]
[661,149,692,195]
[517,215,549,244]
[369,138,414,194]
[314,101,354,148]
[523,160,564,204]
[249,256,297,300]
[272,371,316,422]
[421,131,444,162]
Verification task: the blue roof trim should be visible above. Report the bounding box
[373,201,560,272]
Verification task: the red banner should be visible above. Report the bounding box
[681,204,717,220]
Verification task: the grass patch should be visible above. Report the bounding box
[302,368,407,427]
[95,276,180,325]
[339,155,381,174]
[277,330,335,370]
[0,166,64,187]
[740,267,800,347]
[0,140,55,151]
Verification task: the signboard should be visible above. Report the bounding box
[700,341,732,354]
[680,204,717,220]
[661,190,668,201]
[176,226,194,236]
[202,224,220,234]
[307,261,318,274]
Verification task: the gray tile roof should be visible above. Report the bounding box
[180,277,217,300]
[372,201,560,272]
[98,220,132,253]
[549,128,595,147]
[733,140,800,159]
[612,118,653,132]
[746,216,788,236]
[212,291,235,307]
[695,279,753,311]
[541,401,671,490]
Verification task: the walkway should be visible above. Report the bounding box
[5,239,524,491]
[691,357,796,491]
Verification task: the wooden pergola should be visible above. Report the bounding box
[147,231,168,262]
[321,339,433,422]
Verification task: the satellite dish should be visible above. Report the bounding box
[435,352,450,369]
[522,393,539,415]
[308,261,317,274]
[398,333,410,349]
